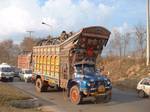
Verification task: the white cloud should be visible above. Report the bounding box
[0,6,31,35]
[0,0,114,42]
[111,22,134,34]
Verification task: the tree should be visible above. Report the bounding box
[0,39,20,66]
[134,24,146,58]
[111,29,123,58]
[20,37,37,51]
[123,32,131,57]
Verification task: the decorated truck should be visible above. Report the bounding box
[32,26,112,104]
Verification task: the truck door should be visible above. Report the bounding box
[60,63,69,88]
[61,63,68,79]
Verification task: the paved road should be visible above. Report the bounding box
[10,79,150,112]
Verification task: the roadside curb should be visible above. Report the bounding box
[8,82,65,112]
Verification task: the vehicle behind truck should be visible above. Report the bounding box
[0,63,14,82]
[19,69,32,82]
[18,51,32,70]
[18,51,32,82]
[31,26,112,104]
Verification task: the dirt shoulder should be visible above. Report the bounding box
[0,82,41,112]
[99,58,150,90]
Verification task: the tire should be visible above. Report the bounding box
[138,90,146,98]
[55,85,62,91]
[103,91,112,103]
[35,78,48,92]
[70,85,82,105]
[9,77,14,82]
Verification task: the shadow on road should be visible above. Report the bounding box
[10,79,149,107]
[104,88,147,106]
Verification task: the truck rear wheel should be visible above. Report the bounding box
[35,78,48,92]
[70,85,82,105]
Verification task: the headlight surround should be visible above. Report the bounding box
[104,78,111,86]
[107,80,111,85]
[87,82,91,86]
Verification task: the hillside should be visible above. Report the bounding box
[99,58,150,90]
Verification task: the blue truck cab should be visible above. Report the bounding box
[68,61,112,104]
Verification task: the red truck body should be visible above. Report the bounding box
[17,51,32,70]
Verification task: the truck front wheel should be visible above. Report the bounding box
[9,77,14,82]
[35,78,48,92]
[103,91,112,103]
[70,85,82,105]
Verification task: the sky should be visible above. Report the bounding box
[0,0,147,43]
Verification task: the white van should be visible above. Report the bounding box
[0,63,14,82]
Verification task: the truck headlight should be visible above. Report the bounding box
[107,80,111,85]
[87,82,95,87]
[87,82,91,86]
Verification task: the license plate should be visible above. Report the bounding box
[90,88,96,90]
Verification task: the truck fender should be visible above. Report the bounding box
[67,80,79,88]
[67,79,79,97]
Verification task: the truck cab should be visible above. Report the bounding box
[68,61,112,104]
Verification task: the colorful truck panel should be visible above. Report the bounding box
[18,51,32,70]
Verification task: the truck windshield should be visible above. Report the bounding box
[1,67,12,72]
[74,64,95,75]
[75,64,82,74]
[83,64,95,74]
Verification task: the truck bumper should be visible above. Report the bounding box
[82,89,112,97]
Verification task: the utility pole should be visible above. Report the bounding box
[26,30,34,38]
[146,0,150,66]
